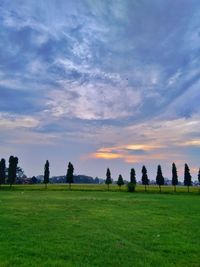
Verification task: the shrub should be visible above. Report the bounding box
[127,182,135,192]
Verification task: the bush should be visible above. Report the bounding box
[127,182,135,192]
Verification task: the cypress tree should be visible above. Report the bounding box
[44,160,50,189]
[105,168,112,191]
[0,158,6,187]
[198,168,200,186]
[184,164,192,192]
[141,165,149,192]
[130,168,136,184]
[66,162,74,190]
[8,156,18,188]
[117,174,124,191]
[156,165,164,192]
[172,162,178,192]
[198,168,200,193]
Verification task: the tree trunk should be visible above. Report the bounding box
[69,183,71,190]
[159,185,161,193]
[174,185,176,192]
[45,183,47,189]
[187,186,189,193]
[108,184,109,191]
[145,185,147,192]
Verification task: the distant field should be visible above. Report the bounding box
[0,183,199,194]
[0,187,199,267]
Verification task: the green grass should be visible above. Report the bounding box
[0,183,199,193]
[0,186,200,267]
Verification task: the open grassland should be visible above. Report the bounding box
[0,186,199,267]
[0,183,199,193]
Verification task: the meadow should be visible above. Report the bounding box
[0,184,199,267]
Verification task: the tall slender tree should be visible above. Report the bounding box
[156,165,164,192]
[130,168,136,184]
[172,162,178,192]
[105,168,112,191]
[117,174,124,191]
[198,168,200,193]
[44,160,50,189]
[184,164,192,192]
[66,162,74,190]
[141,165,149,192]
[8,156,18,188]
[0,158,6,187]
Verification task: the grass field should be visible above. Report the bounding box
[0,185,200,267]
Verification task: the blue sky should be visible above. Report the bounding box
[1,0,200,180]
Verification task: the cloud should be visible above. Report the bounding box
[83,116,200,170]
[46,81,141,120]
[0,113,39,129]
[1,1,200,177]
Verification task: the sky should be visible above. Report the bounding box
[1,0,200,181]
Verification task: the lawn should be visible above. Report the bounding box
[0,186,199,267]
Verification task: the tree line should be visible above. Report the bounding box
[0,156,18,188]
[0,156,200,192]
[108,163,198,192]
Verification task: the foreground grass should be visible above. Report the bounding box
[0,189,199,267]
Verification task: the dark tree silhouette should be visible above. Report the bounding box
[8,156,18,188]
[141,165,149,192]
[184,164,192,192]
[156,165,164,192]
[117,174,124,190]
[172,162,178,192]
[66,162,74,190]
[0,158,6,187]
[44,160,50,189]
[105,168,112,190]
[198,168,200,187]
[130,168,136,184]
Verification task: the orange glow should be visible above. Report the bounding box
[125,144,164,151]
[93,152,123,160]
[88,143,169,163]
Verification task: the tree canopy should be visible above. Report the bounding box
[105,168,112,190]
[117,174,124,190]
[184,164,192,192]
[8,156,18,187]
[130,168,136,184]
[66,162,74,189]
[156,165,164,192]
[141,165,149,191]
[172,162,178,192]
[0,158,6,185]
[44,160,50,188]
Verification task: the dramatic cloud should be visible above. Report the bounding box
[0,1,200,179]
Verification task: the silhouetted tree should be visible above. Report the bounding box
[130,168,136,184]
[156,165,164,192]
[66,162,74,190]
[198,168,200,186]
[44,160,50,189]
[172,162,178,192]
[117,174,124,190]
[105,168,112,190]
[8,156,18,188]
[0,158,6,187]
[184,164,192,192]
[141,165,149,192]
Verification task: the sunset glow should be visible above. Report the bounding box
[0,1,200,180]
